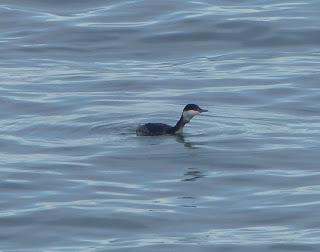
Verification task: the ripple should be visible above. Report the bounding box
[199,226,320,245]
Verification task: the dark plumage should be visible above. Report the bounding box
[136,104,208,136]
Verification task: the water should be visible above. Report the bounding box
[1,0,320,251]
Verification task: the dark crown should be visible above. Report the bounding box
[183,104,201,111]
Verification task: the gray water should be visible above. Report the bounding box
[1,0,320,251]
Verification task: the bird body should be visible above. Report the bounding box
[136,104,207,136]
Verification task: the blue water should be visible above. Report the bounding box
[1,0,320,251]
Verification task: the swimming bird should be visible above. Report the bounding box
[136,104,208,136]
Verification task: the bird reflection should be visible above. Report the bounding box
[182,167,204,182]
[174,134,195,148]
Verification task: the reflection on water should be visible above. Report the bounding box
[174,134,195,148]
[182,167,205,182]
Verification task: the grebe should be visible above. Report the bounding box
[136,104,208,136]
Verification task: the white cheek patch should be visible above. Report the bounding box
[183,110,200,121]
[189,110,200,116]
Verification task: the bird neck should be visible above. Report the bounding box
[171,114,189,134]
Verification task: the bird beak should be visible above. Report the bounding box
[199,108,208,113]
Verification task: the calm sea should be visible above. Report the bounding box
[1,0,320,251]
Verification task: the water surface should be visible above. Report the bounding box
[1,0,320,251]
